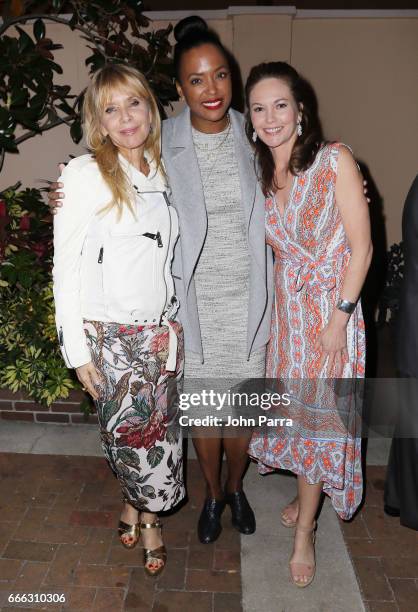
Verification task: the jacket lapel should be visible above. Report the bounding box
[229,110,264,268]
[164,108,207,292]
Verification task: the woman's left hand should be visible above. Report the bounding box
[314,321,349,377]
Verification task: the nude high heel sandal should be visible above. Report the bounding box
[289,522,317,588]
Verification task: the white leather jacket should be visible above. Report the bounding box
[53,154,179,370]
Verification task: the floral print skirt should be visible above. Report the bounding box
[84,319,185,513]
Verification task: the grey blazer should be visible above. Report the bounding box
[162,107,273,361]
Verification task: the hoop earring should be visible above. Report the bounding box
[297,121,302,137]
[252,130,257,143]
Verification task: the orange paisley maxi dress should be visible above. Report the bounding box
[248,143,365,520]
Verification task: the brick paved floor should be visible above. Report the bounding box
[0,454,242,611]
[2,454,417,612]
[341,465,418,612]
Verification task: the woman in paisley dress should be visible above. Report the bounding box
[53,65,185,576]
[246,62,372,586]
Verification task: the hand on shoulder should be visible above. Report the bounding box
[49,155,97,214]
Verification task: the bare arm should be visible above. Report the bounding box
[334,146,372,314]
[316,145,373,374]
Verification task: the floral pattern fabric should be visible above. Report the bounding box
[248,143,364,520]
[84,319,185,512]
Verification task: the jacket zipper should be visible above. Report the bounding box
[59,326,73,366]
[134,191,167,249]
[142,232,163,248]
[97,246,105,303]
[160,192,171,322]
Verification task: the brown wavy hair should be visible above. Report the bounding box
[245,62,324,195]
[83,64,164,218]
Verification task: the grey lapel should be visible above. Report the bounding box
[229,110,264,271]
[163,108,207,292]
[229,109,257,230]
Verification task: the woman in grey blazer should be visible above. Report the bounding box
[165,16,273,544]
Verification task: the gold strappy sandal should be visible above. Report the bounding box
[118,520,140,549]
[140,519,167,577]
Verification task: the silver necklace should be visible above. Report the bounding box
[193,117,231,190]
[193,116,231,152]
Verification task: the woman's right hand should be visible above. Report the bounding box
[76,361,102,400]
[48,163,66,214]
[314,319,349,377]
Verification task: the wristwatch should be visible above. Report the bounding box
[337,299,356,314]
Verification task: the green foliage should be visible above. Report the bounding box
[0,20,75,159]
[377,242,404,326]
[0,184,76,405]
[0,0,178,165]
[0,1,178,406]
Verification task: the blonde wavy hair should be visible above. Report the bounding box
[83,64,164,218]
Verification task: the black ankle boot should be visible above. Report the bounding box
[198,498,226,544]
[225,490,256,535]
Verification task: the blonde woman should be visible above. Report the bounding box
[53,64,185,576]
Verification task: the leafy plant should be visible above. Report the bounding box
[0,0,178,170]
[0,184,76,404]
[377,242,404,326]
[0,1,178,405]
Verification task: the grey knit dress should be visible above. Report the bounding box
[183,119,265,381]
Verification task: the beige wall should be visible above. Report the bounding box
[232,14,293,79]
[2,10,418,245]
[291,17,418,246]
